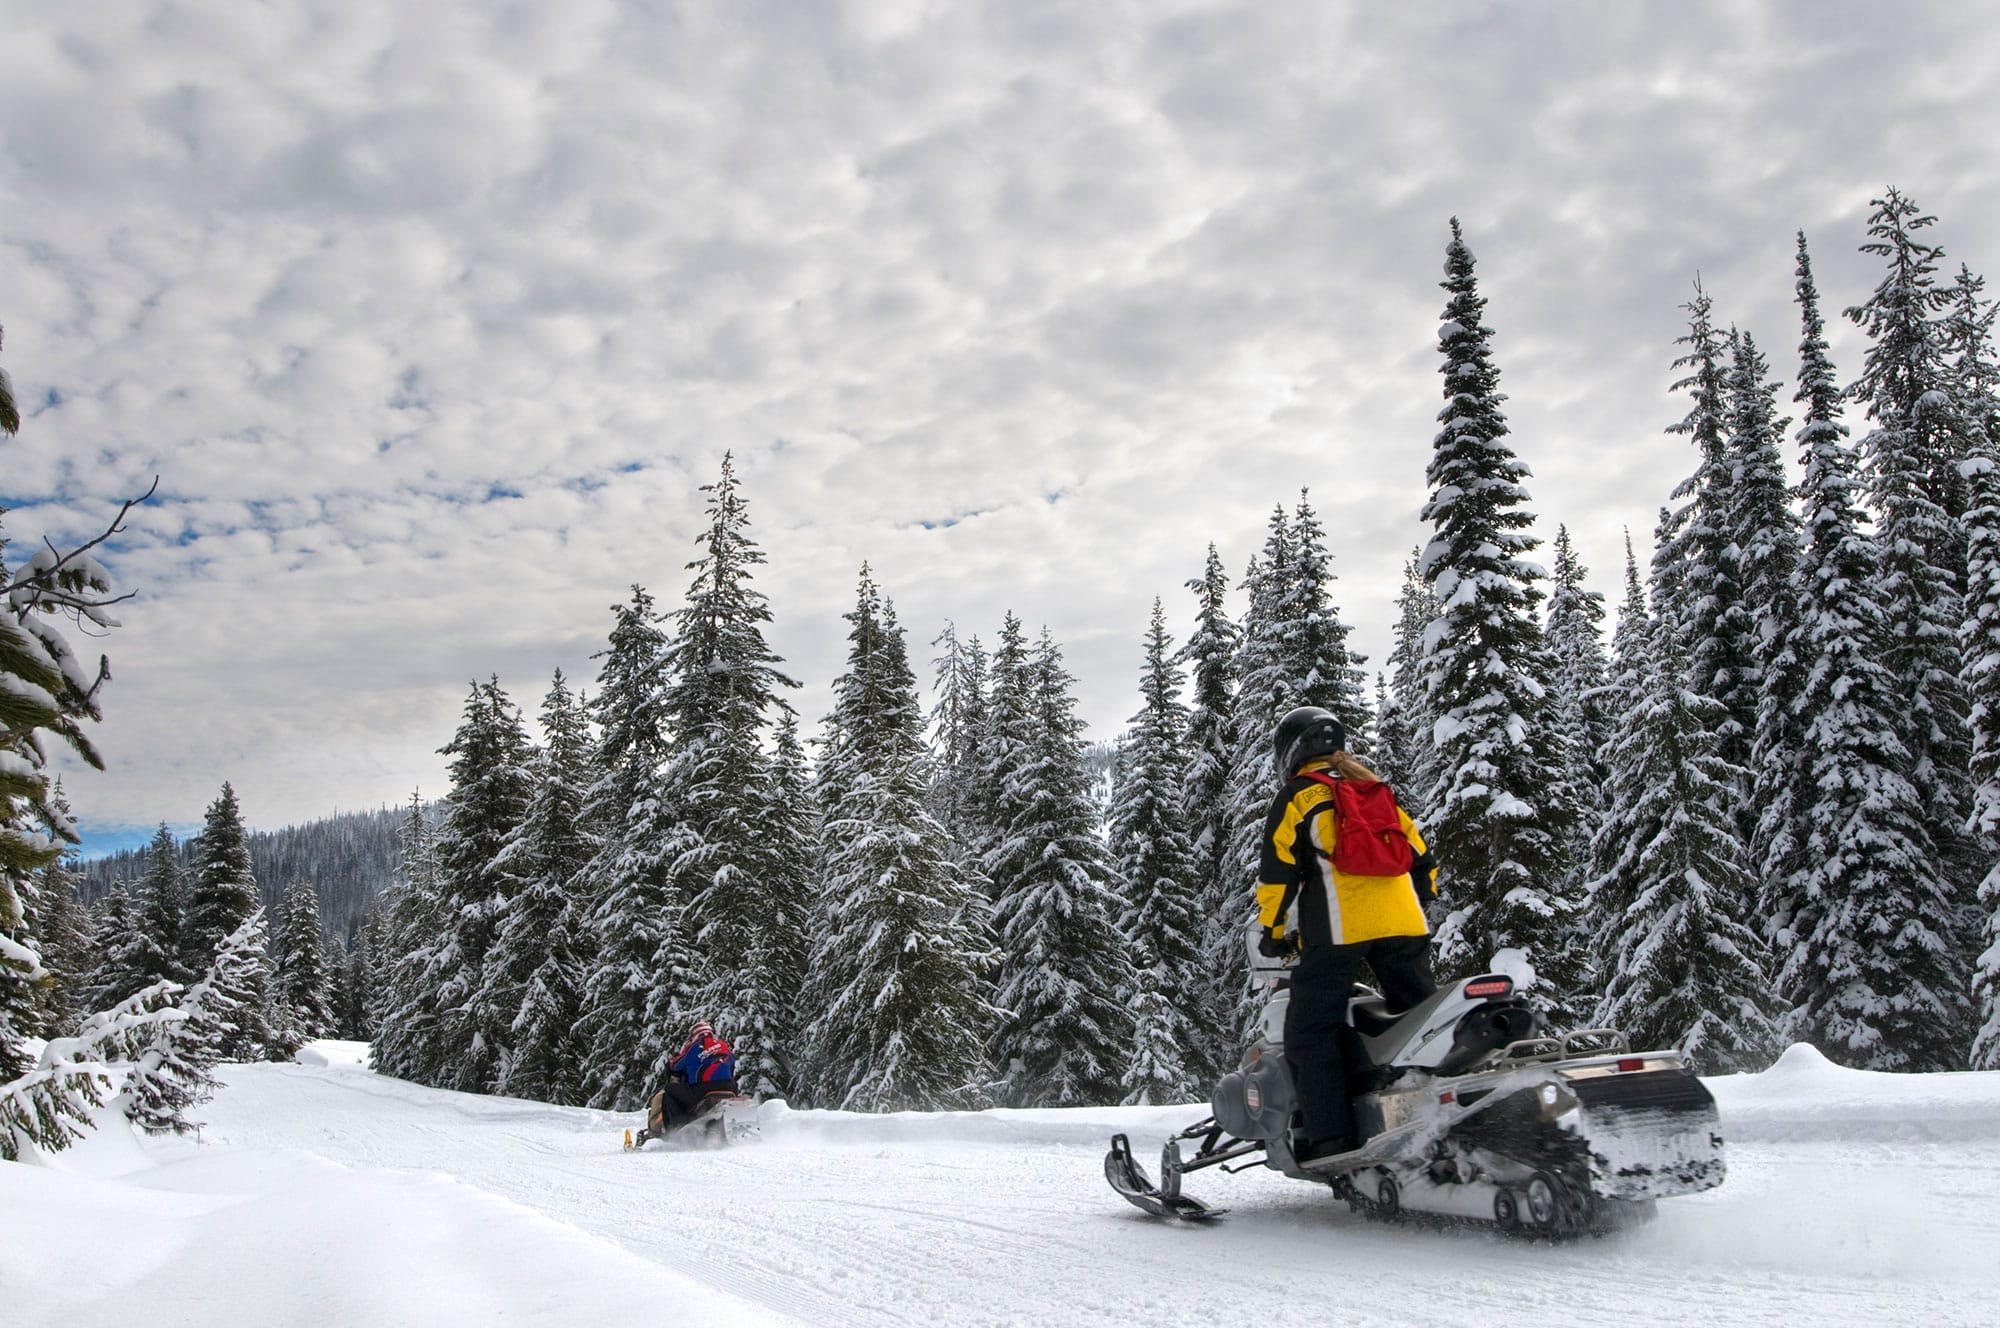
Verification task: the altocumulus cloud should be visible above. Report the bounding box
[4,0,1997,846]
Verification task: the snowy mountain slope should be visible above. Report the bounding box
[7,1042,1998,1327]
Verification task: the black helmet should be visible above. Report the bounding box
[1273,705,1345,775]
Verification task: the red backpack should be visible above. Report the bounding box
[1300,773,1413,877]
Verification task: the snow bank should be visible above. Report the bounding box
[1706,1042,2000,1142]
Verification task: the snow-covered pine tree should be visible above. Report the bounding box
[660,454,800,1099]
[131,909,271,1132]
[1290,492,1373,743]
[271,879,335,1046]
[493,670,598,1105]
[1656,287,1758,794]
[1588,566,1778,1072]
[336,916,379,1040]
[1,978,184,1157]
[1947,264,2000,1069]
[1382,551,1441,819]
[1109,598,1205,1104]
[1729,291,1812,927]
[578,588,691,1110]
[984,622,1136,1106]
[1419,218,1580,1007]
[1175,542,1241,1070]
[1543,527,1613,880]
[130,823,191,987]
[428,677,534,1093]
[1846,189,1981,938]
[926,621,990,858]
[1964,426,2000,1068]
[1215,513,1305,1037]
[30,848,92,1038]
[2,384,133,1082]
[371,792,447,1080]
[1775,234,1968,1069]
[183,783,273,1060]
[86,885,151,1012]
[804,568,1000,1111]
[761,709,817,1083]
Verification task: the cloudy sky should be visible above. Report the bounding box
[6,0,1997,856]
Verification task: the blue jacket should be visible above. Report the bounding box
[673,1034,736,1085]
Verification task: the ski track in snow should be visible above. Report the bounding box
[142,1050,1999,1328]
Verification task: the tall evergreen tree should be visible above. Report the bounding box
[1175,542,1241,1067]
[926,622,990,857]
[1589,587,1778,1072]
[271,879,335,1045]
[30,850,92,1038]
[983,623,1135,1106]
[805,569,1000,1110]
[86,885,149,1011]
[130,824,191,987]
[1381,550,1442,820]
[183,784,272,1061]
[1846,189,1980,926]
[1543,527,1614,880]
[1288,492,1373,745]
[661,454,800,1098]
[427,678,534,1093]
[184,785,257,971]
[762,709,818,1087]
[1775,233,1968,1069]
[1,334,128,1086]
[1753,237,1837,971]
[578,588,691,1110]
[494,671,598,1105]
[1418,218,1579,1005]
[1657,287,1758,789]
[1948,264,2000,1069]
[372,793,447,1081]
[1110,598,1205,1104]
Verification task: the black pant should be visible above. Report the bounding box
[1283,935,1436,1148]
[659,1078,735,1129]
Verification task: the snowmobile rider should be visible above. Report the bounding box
[654,1020,738,1132]
[1257,706,1438,1162]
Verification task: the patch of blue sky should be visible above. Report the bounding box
[913,507,992,531]
[75,821,184,861]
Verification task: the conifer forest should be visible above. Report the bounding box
[9,189,2000,1155]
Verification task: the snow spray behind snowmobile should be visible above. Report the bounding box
[1105,925,1725,1235]
[624,1085,758,1150]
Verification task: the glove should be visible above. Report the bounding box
[1411,850,1439,900]
[1258,929,1296,959]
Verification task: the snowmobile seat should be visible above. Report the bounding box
[1345,986,1400,1038]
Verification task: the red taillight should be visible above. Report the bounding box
[1463,977,1513,999]
[1439,1090,1455,1105]
[1617,1057,1645,1072]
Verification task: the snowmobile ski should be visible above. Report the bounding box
[1105,1133,1226,1221]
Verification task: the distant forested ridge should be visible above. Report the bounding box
[80,806,414,941]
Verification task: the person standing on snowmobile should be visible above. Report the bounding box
[1256,706,1437,1162]
[654,1020,738,1132]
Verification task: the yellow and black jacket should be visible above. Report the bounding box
[1255,760,1434,948]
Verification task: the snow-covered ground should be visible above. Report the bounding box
[6,1041,1997,1327]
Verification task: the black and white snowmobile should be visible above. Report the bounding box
[624,1084,758,1150]
[1105,926,1725,1236]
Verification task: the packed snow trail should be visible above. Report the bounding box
[12,1042,1999,1327]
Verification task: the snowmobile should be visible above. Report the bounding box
[623,1083,758,1150]
[1105,925,1725,1236]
